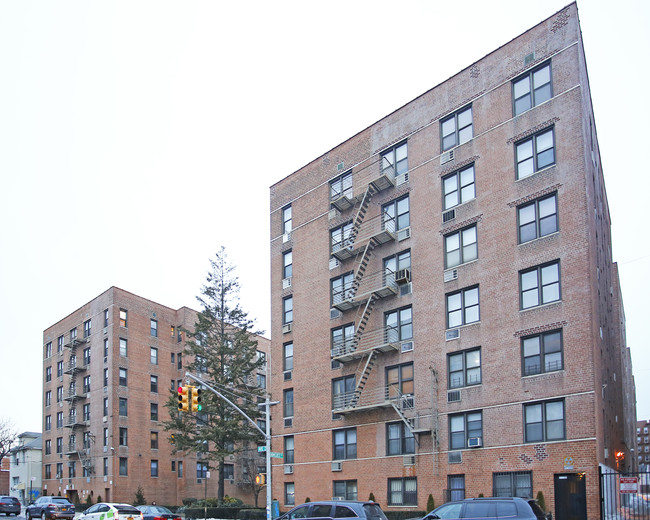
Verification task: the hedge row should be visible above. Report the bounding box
[184,507,265,519]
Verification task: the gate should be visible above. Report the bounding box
[600,468,650,519]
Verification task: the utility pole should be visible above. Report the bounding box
[185,373,278,520]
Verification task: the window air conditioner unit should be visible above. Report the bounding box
[329,208,341,221]
[442,208,456,223]
[444,269,458,283]
[330,308,342,319]
[396,172,409,186]
[447,390,461,403]
[282,277,292,289]
[445,328,460,341]
[397,227,411,241]
[283,232,291,243]
[467,437,482,448]
[283,371,292,381]
[401,341,414,353]
[400,282,412,296]
[284,464,294,475]
[440,149,455,165]
[282,323,293,334]
[403,455,416,466]
[448,452,462,464]
[331,461,342,472]
[329,257,340,270]
[395,269,411,285]
[284,417,293,427]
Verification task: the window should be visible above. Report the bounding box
[103,398,108,417]
[150,347,158,365]
[443,164,476,211]
[445,225,478,268]
[104,309,109,327]
[57,361,63,377]
[57,335,64,352]
[493,471,532,497]
[119,309,128,328]
[119,457,128,476]
[83,375,91,393]
[449,411,483,450]
[150,402,159,421]
[56,437,62,453]
[282,205,292,234]
[119,368,127,386]
[513,62,552,115]
[382,195,410,232]
[283,250,293,279]
[119,397,128,417]
[103,338,109,357]
[57,386,63,402]
[334,480,358,501]
[45,439,51,455]
[522,330,563,376]
[45,366,52,382]
[45,342,52,358]
[386,362,414,401]
[381,142,408,178]
[119,427,128,446]
[151,431,159,449]
[84,319,91,338]
[385,307,413,343]
[332,375,355,410]
[524,400,565,442]
[283,296,293,324]
[69,461,76,478]
[177,353,182,368]
[518,193,558,243]
[330,171,353,201]
[520,261,560,309]
[387,422,415,455]
[150,375,158,393]
[70,328,77,341]
[333,428,357,460]
[223,463,234,480]
[83,403,90,421]
[45,390,51,407]
[257,374,266,389]
[446,286,480,328]
[448,475,466,501]
[45,464,51,479]
[284,389,294,417]
[83,347,91,366]
[331,272,354,306]
[441,106,472,151]
[103,368,109,387]
[281,343,293,374]
[331,324,354,358]
[103,428,108,447]
[388,477,417,506]
[384,250,411,282]
[284,436,295,464]
[285,482,295,506]
[516,127,555,179]
[331,222,353,254]
[57,412,64,428]
[448,348,481,388]
[119,338,127,357]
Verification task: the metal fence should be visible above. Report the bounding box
[600,469,650,520]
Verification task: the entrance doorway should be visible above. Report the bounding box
[554,473,587,520]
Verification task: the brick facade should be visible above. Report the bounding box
[268,4,635,519]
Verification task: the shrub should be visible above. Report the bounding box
[134,486,146,506]
[536,491,546,512]
[426,494,435,512]
[368,493,376,502]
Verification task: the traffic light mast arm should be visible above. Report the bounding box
[184,372,269,440]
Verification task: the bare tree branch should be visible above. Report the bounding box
[0,419,18,464]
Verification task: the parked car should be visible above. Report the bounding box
[25,497,75,520]
[78,503,143,520]
[136,505,181,520]
[422,497,550,520]
[279,501,388,520]
[0,496,21,516]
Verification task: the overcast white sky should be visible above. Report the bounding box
[1,0,648,435]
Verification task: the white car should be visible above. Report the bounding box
[79,503,143,520]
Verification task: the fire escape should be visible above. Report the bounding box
[329,156,430,437]
[63,331,94,474]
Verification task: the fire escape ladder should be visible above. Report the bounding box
[352,240,376,291]
[353,293,377,347]
[349,183,377,243]
[350,350,377,408]
[390,394,418,443]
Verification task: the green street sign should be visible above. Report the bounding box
[270,452,284,458]
[257,446,267,452]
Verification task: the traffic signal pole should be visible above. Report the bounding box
[185,372,278,520]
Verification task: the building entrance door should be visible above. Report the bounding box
[554,473,587,520]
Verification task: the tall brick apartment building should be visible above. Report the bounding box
[268,4,636,519]
[41,287,269,504]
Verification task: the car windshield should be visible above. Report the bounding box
[362,504,387,520]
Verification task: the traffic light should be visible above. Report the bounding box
[255,473,266,486]
[178,386,189,412]
[191,388,202,412]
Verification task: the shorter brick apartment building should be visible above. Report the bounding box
[268,4,636,520]
[41,287,269,505]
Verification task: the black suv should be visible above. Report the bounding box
[25,497,75,520]
[279,501,388,520]
[423,497,551,520]
[0,496,21,516]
